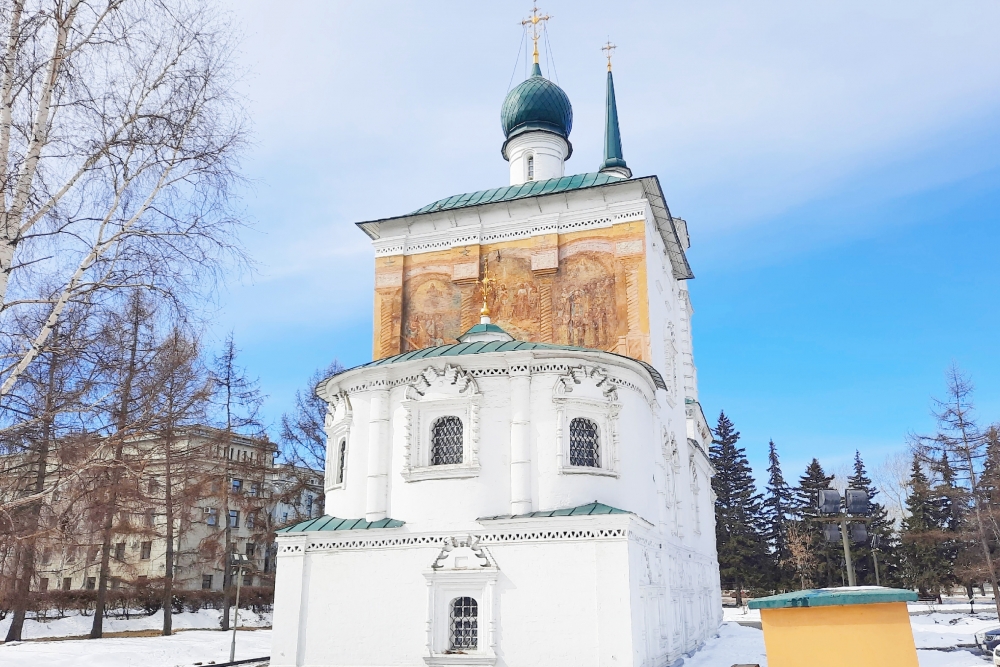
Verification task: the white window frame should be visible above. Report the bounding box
[552,366,621,478]
[526,153,535,181]
[324,392,352,491]
[423,541,498,666]
[402,365,481,482]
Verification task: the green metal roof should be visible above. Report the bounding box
[276,515,405,533]
[462,323,507,335]
[332,339,665,391]
[412,172,626,215]
[501,62,573,143]
[479,502,629,521]
[748,587,917,610]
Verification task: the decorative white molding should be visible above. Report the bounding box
[402,365,482,482]
[372,201,647,258]
[323,392,353,491]
[552,365,622,477]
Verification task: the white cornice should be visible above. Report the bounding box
[372,200,647,258]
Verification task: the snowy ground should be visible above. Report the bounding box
[0,608,271,640]
[0,629,271,667]
[1,607,998,666]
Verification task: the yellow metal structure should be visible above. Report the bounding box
[753,589,919,667]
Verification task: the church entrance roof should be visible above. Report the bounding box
[276,515,405,533]
[478,501,629,521]
[324,338,666,392]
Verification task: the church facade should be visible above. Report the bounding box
[271,24,721,667]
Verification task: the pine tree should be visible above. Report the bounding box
[900,456,953,598]
[710,411,769,604]
[763,440,794,587]
[792,459,839,586]
[846,451,894,586]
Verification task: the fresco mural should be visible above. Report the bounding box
[401,275,462,352]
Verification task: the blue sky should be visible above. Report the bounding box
[212,1,1000,486]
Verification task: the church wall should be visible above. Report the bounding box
[271,524,638,667]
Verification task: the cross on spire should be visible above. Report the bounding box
[602,41,617,72]
[521,3,551,65]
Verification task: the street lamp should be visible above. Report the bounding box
[818,488,870,587]
[229,553,250,663]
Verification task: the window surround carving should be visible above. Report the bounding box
[553,365,621,477]
[402,365,481,482]
[424,536,498,667]
[324,392,352,491]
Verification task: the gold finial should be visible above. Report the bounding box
[479,253,493,318]
[521,3,551,66]
[602,41,616,72]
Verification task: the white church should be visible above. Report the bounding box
[271,12,722,667]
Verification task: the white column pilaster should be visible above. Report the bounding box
[270,534,309,667]
[366,383,391,521]
[509,361,533,515]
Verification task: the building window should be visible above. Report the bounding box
[114,542,126,561]
[229,510,240,528]
[431,416,463,465]
[201,575,213,590]
[282,512,288,523]
[246,512,256,529]
[305,495,313,515]
[205,507,218,526]
[246,542,255,557]
[137,575,148,585]
[243,574,253,587]
[86,577,96,590]
[140,542,152,560]
[62,577,72,591]
[232,479,243,494]
[39,578,49,591]
[41,547,51,564]
[450,597,478,650]
[111,578,121,590]
[527,154,534,181]
[336,439,347,484]
[145,509,155,527]
[249,483,259,497]
[569,417,600,467]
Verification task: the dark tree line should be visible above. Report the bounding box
[711,367,1000,600]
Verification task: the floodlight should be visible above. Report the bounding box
[850,523,868,545]
[818,489,841,515]
[845,489,869,515]
[823,523,841,542]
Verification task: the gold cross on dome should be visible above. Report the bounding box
[521,3,551,65]
[602,41,617,72]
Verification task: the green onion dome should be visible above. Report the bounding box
[501,63,573,154]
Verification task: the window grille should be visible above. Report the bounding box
[527,155,534,180]
[450,597,478,650]
[431,416,463,465]
[569,418,600,467]
[336,439,347,484]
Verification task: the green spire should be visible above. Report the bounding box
[599,69,631,178]
[531,62,542,77]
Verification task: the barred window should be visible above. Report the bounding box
[527,155,534,181]
[431,416,463,465]
[450,597,478,650]
[569,417,600,467]
[336,439,347,484]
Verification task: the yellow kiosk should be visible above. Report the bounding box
[748,587,919,667]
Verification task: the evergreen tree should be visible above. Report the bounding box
[710,411,769,604]
[792,459,839,586]
[762,440,794,587]
[899,456,953,598]
[846,451,894,586]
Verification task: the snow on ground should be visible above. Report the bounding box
[1,608,997,667]
[0,629,271,667]
[0,608,271,640]
[685,622,769,667]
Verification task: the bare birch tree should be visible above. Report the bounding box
[0,0,247,400]
[913,365,1000,618]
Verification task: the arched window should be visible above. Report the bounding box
[569,417,600,467]
[527,154,534,180]
[336,439,347,484]
[431,416,463,465]
[450,597,478,650]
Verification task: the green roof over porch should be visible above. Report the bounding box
[276,515,405,533]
